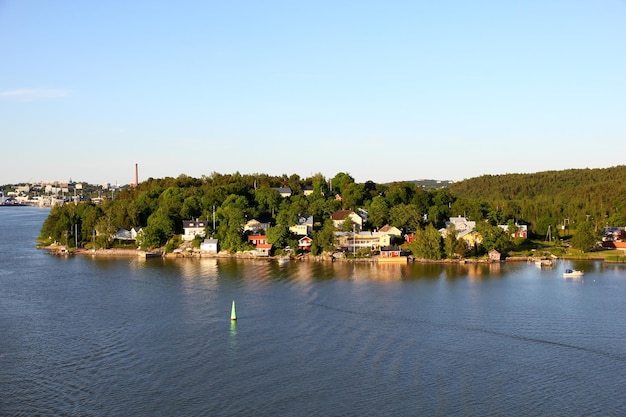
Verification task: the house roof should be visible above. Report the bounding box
[379,224,401,235]
[297,215,314,225]
[331,210,356,220]
[272,187,292,196]
[183,219,208,228]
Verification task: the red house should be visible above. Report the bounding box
[298,236,313,251]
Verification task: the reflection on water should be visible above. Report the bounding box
[1,208,626,417]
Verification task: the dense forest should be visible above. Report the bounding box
[38,166,626,258]
[448,165,626,237]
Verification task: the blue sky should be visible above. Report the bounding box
[1,1,625,185]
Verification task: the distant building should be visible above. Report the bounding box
[489,249,501,262]
[498,223,528,239]
[247,235,268,246]
[244,217,272,233]
[272,187,292,198]
[182,219,207,241]
[298,236,313,251]
[331,210,363,231]
[200,238,219,254]
[289,216,314,236]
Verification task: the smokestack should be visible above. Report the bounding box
[134,163,138,187]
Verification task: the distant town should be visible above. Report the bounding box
[0,180,127,207]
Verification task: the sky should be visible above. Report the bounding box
[1,1,625,186]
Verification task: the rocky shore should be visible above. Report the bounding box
[44,245,535,264]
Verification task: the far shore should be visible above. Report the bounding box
[39,245,598,264]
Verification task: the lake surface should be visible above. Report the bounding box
[1,207,625,416]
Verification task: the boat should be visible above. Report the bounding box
[534,259,553,267]
[563,269,584,278]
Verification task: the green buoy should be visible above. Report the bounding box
[230,300,237,320]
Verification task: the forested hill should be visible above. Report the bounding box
[449,166,626,200]
[446,165,626,231]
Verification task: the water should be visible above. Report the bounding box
[1,207,625,416]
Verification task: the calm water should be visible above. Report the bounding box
[1,207,625,416]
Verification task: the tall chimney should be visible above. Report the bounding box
[135,163,139,186]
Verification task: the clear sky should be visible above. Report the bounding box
[1,1,625,186]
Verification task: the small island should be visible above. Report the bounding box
[26,167,626,264]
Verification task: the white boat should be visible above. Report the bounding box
[563,269,584,278]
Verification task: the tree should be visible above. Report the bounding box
[310,173,328,197]
[94,213,117,249]
[254,187,281,216]
[180,195,202,220]
[475,222,510,254]
[341,182,364,210]
[138,210,174,249]
[215,195,248,252]
[368,195,389,229]
[385,182,416,206]
[409,224,443,260]
[330,172,354,196]
[571,221,599,252]
[311,220,337,255]
[443,225,467,259]
[340,217,356,232]
[390,204,423,232]
[266,224,291,249]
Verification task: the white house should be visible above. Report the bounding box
[289,215,314,236]
[200,238,219,254]
[182,219,207,241]
[331,210,363,231]
[244,218,271,233]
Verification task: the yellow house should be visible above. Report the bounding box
[459,230,482,248]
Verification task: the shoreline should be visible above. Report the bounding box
[42,246,580,264]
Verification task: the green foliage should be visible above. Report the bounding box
[340,217,356,232]
[266,225,291,248]
[165,235,183,253]
[475,221,511,255]
[443,225,468,259]
[449,166,626,235]
[409,224,443,260]
[139,210,174,249]
[570,221,600,252]
[215,195,248,252]
[389,204,423,232]
[311,220,337,254]
[367,195,389,229]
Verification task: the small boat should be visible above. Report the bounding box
[563,269,584,278]
[534,259,553,267]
